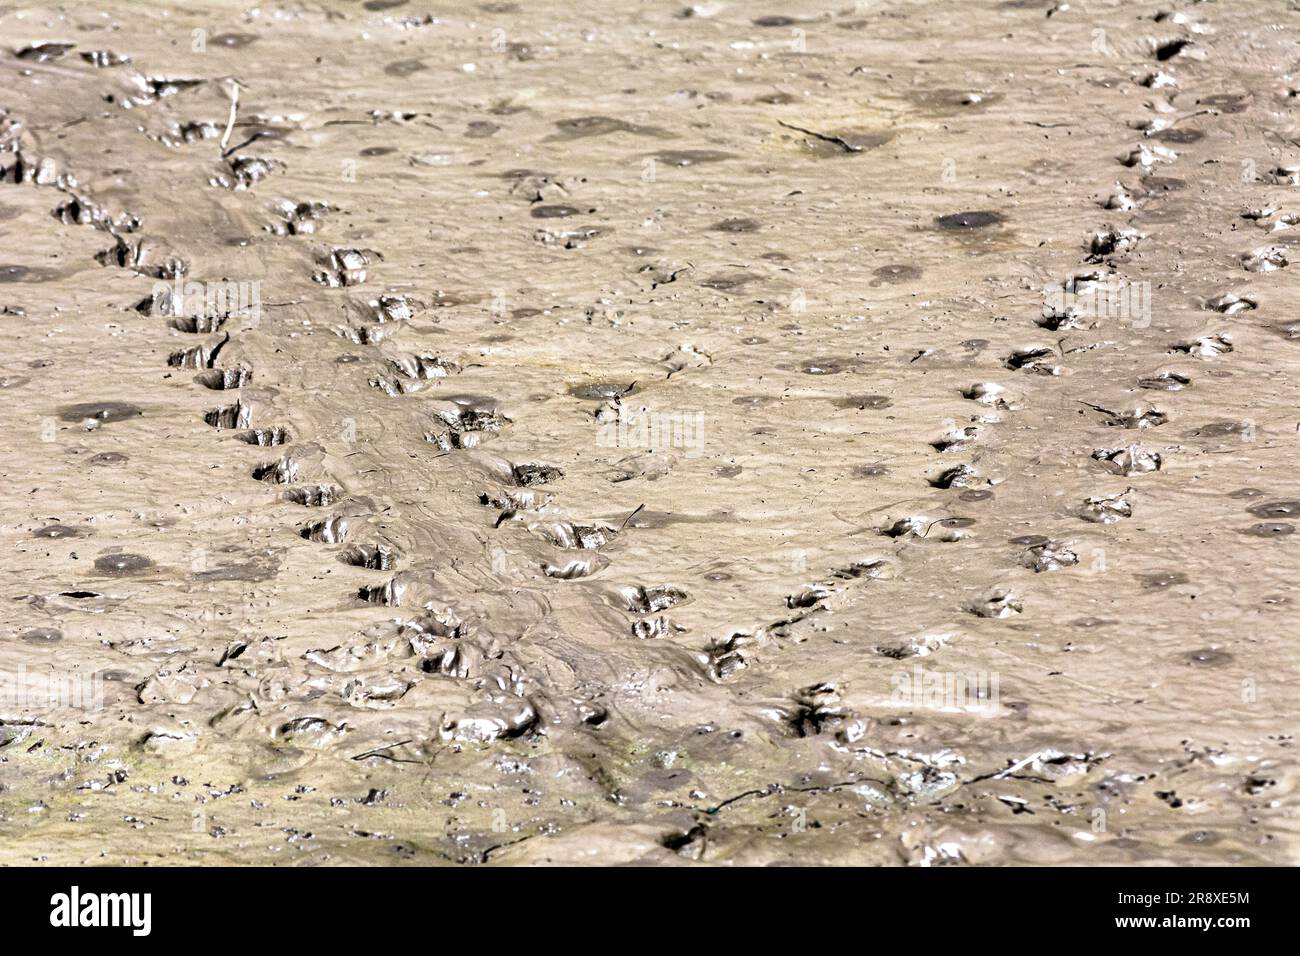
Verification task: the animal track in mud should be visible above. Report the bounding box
[195,367,253,390]
[54,195,140,233]
[237,426,291,446]
[314,248,380,287]
[339,544,399,570]
[168,333,229,369]
[425,397,511,451]
[95,236,186,278]
[543,556,608,579]
[1206,293,1257,314]
[537,521,620,550]
[929,463,981,488]
[1085,402,1168,429]
[1080,489,1134,524]
[1088,227,1144,260]
[1241,247,1288,272]
[1139,370,1191,391]
[966,589,1022,619]
[252,456,298,484]
[300,516,349,543]
[1020,540,1079,573]
[1170,333,1232,358]
[1093,445,1163,475]
[1004,346,1059,374]
[930,424,979,452]
[210,155,283,191]
[204,400,251,429]
[284,485,339,507]
[169,314,228,333]
[269,199,330,236]
[358,578,406,606]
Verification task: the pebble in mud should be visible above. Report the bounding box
[93,553,155,575]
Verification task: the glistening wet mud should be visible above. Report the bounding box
[0,0,1296,866]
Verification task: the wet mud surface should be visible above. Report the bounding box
[1,1,1297,865]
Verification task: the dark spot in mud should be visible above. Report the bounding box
[1228,488,1265,499]
[1197,93,1249,114]
[15,41,75,61]
[57,401,143,424]
[800,358,856,375]
[0,264,59,283]
[1153,37,1193,61]
[89,452,128,466]
[365,0,408,8]
[19,627,63,645]
[569,381,636,400]
[211,32,258,47]
[1247,500,1300,519]
[1071,617,1115,629]
[1243,522,1294,538]
[360,146,395,157]
[1186,648,1233,666]
[1152,128,1203,144]
[465,121,499,138]
[716,465,742,478]
[530,205,580,219]
[384,59,426,77]
[1193,421,1252,439]
[1138,175,1187,194]
[653,149,736,167]
[871,263,922,284]
[700,272,756,291]
[852,464,889,478]
[1137,571,1189,590]
[936,211,1004,230]
[832,394,891,409]
[94,553,155,575]
[709,218,761,233]
[959,489,993,502]
[753,15,798,26]
[32,524,84,539]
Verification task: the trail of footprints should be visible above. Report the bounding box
[6,5,1296,814]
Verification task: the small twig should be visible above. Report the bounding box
[219,78,244,152]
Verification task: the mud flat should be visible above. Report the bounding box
[0,0,1296,865]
